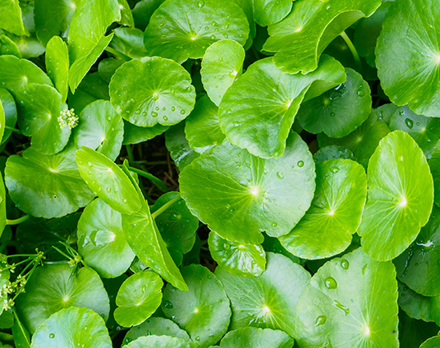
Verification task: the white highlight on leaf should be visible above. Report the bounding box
[399,196,407,207]
[62,295,69,302]
[328,210,335,216]
[363,325,370,336]
[194,308,199,313]
[250,186,259,197]
[262,305,271,314]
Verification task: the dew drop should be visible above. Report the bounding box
[277,171,284,179]
[315,316,327,326]
[152,111,158,117]
[135,110,140,114]
[330,112,335,117]
[197,0,205,7]
[224,243,231,250]
[272,222,277,227]
[357,89,365,97]
[106,187,111,192]
[223,33,229,38]
[142,285,146,292]
[330,167,339,173]
[324,277,337,289]
[405,118,414,129]
[210,35,216,40]
[163,116,168,121]
[164,301,173,309]
[341,259,349,270]
[49,333,55,339]
[171,106,176,111]
[180,110,185,114]
[297,160,304,167]
[87,162,92,167]
[334,300,349,315]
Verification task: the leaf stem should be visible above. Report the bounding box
[123,165,168,193]
[6,215,29,225]
[105,46,131,62]
[151,196,181,219]
[5,126,21,134]
[340,31,362,73]
[125,145,135,163]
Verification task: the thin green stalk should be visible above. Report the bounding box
[5,126,21,134]
[151,196,182,219]
[126,145,135,163]
[6,215,29,225]
[123,165,168,192]
[340,31,362,73]
[105,47,131,62]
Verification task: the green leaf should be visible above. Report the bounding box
[421,336,440,348]
[68,72,109,114]
[75,146,143,215]
[110,57,196,127]
[318,110,390,167]
[122,202,188,291]
[0,310,14,329]
[208,231,266,277]
[376,0,440,117]
[45,36,69,102]
[263,0,381,74]
[162,264,230,347]
[262,233,300,264]
[73,100,123,161]
[77,198,135,278]
[0,0,29,36]
[216,252,310,337]
[280,159,367,260]
[5,144,94,218]
[16,264,109,333]
[123,121,169,145]
[110,27,148,59]
[34,0,78,46]
[294,248,398,347]
[30,307,112,348]
[132,0,165,31]
[375,103,399,125]
[124,336,199,348]
[219,327,294,348]
[200,40,245,106]
[123,317,190,346]
[152,192,198,255]
[114,270,163,327]
[184,95,225,153]
[399,312,440,348]
[297,69,372,138]
[431,141,440,207]
[0,55,52,95]
[0,88,17,144]
[98,58,124,83]
[117,0,134,27]
[179,132,315,244]
[395,205,440,296]
[16,83,70,155]
[254,1,292,27]
[3,32,45,59]
[143,0,249,64]
[12,310,30,348]
[165,122,199,171]
[0,35,21,57]
[0,169,6,238]
[358,131,434,261]
[314,145,354,163]
[68,0,121,92]
[389,106,440,160]
[398,281,440,326]
[218,55,345,159]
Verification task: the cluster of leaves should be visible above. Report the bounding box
[0,0,439,347]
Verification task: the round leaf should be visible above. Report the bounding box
[0,34,21,57]
[280,159,367,259]
[75,146,143,215]
[123,121,169,145]
[184,95,225,153]
[253,0,292,27]
[395,205,440,296]
[216,252,310,337]
[16,264,109,333]
[68,72,109,114]
[78,198,135,278]
[318,110,390,167]
[218,55,345,158]
[263,0,381,74]
[219,327,294,348]
[5,144,94,218]
[110,27,148,59]
[421,337,440,348]
[123,317,190,346]
[109,57,196,127]
[162,264,231,347]
[0,55,52,95]
[179,132,316,244]
[152,192,199,255]
[125,336,199,348]
[297,69,372,138]
[376,0,440,117]
[114,270,163,327]
[31,307,111,348]
[200,40,245,106]
[165,122,199,171]
[358,131,434,261]
[389,106,440,159]
[143,0,249,64]
[122,202,188,291]
[73,100,123,161]
[0,0,29,36]
[0,88,17,144]
[208,231,266,277]
[294,248,398,347]
[16,83,70,155]
[45,36,69,102]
